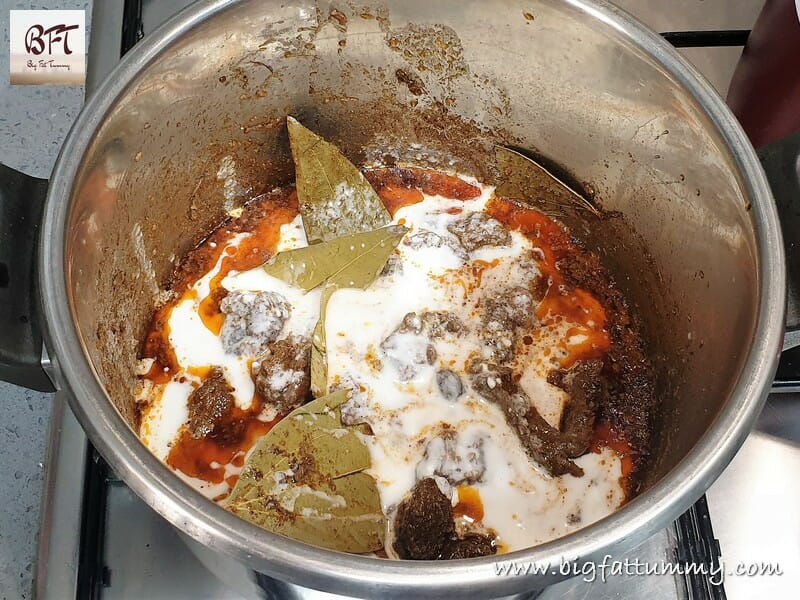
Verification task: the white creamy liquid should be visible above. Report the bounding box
[139,219,318,458]
[138,174,625,552]
[323,180,624,552]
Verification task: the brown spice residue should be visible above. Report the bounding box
[329,8,347,28]
[395,68,426,96]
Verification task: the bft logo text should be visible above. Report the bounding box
[25,23,80,55]
[10,10,86,85]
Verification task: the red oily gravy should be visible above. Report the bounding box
[486,197,610,369]
[166,397,277,488]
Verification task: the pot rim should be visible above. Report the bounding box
[39,0,785,596]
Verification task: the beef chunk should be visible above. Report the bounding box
[187,368,235,440]
[395,312,424,334]
[483,287,535,332]
[380,314,448,381]
[220,290,290,356]
[548,359,604,456]
[393,478,455,560]
[420,311,466,338]
[380,330,437,381]
[436,369,463,401]
[380,253,403,278]
[442,533,496,559]
[396,311,466,339]
[333,374,372,426]
[468,360,583,477]
[416,430,486,486]
[480,333,516,363]
[447,212,511,252]
[556,249,656,464]
[381,311,466,380]
[467,360,514,405]
[517,251,549,302]
[479,287,535,364]
[404,230,469,261]
[253,336,311,414]
[393,478,496,560]
[504,391,584,477]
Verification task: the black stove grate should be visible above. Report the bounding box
[661,30,750,47]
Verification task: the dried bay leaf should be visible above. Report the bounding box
[228,389,386,553]
[230,390,361,484]
[321,226,407,289]
[310,287,335,396]
[231,474,385,553]
[287,116,391,243]
[304,226,407,395]
[263,225,408,292]
[261,225,407,395]
[494,146,600,217]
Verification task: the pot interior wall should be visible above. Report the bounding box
[65,0,758,495]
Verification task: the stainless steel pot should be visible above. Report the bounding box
[0,0,790,597]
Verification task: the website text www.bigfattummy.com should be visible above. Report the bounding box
[494,555,783,586]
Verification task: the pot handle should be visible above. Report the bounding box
[758,134,800,390]
[0,163,56,392]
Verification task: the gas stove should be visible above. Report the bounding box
[34,1,800,598]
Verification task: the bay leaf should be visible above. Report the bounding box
[262,225,407,395]
[287,116,391,243]
[302,226,406,395]
[263,225,408,292]
[230,390,364,485]
[494,145,600,217]
[310,299,330,397]
[227,390,386,553]
[229,474,385,553]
